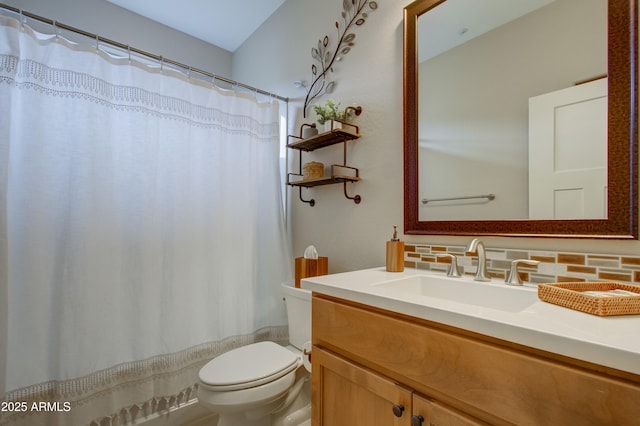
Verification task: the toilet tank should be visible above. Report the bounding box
[281,283,311,350]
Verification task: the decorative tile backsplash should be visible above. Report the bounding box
[405,244,640,285]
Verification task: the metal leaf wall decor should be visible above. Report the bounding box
[303,0,379,117]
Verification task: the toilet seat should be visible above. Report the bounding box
[199,341,300,391]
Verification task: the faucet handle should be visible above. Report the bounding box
[506,259,540,286]
[438,254,462,278]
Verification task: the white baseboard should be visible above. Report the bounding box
[132,399,218,426]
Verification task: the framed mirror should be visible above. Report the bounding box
[404,0,638,238]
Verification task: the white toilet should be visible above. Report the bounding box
[197,283,312,426]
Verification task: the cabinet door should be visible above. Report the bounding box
[312,346,412,426]
[412,393,488,426]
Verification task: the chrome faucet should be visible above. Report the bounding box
[465,238,491,282]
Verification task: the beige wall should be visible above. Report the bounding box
[233,0,407,272]
[234,0,640,273]
[1,0,232,77]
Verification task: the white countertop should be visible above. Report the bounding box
[301,267,640,375]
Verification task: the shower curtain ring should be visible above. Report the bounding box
[127,45,132,63]
[53,20,59,40]
[95,34,100,51]
[160,56,164,72]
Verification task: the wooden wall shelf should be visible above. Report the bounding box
[287,127,361,152]
[288,175,361,188]
[287,115,363,206]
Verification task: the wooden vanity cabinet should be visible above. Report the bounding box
[313,346,485,425]
[311,294,640,426]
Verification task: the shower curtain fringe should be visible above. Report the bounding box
[0,2,289,103]
[0,326,289,426]
[88,384,196,426]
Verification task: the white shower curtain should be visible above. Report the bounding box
[0,13,291,426]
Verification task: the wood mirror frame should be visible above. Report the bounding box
[404,0,638,238]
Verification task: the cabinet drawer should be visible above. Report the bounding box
[312,295,640,426]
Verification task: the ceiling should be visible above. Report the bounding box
[105,0,555,56]
[105,0,287,52]
[418,0,554,62]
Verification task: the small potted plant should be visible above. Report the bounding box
[313,99,347,132]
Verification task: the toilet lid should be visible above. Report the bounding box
[199,341,299,391]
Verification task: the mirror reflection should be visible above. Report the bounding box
[417,0,607,221]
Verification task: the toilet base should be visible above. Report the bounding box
[272,403,310,426]
[272,375,310,426]
[208,374,310,426]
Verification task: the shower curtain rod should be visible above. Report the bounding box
[0,2,289,103]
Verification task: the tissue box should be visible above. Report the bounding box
[295,257,328,288]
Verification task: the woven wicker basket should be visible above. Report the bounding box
[303,161,324,180]
[538,282,640,316]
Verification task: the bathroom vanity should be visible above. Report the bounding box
[302,268,640,425]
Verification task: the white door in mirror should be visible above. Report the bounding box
[528,78,607,219]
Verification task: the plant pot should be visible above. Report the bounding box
[323,120,342,132]
[302,126,318,139]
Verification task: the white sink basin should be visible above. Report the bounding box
[373,275,537,312]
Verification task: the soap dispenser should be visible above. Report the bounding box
[386,225,405,272]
